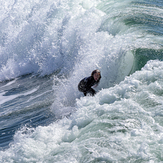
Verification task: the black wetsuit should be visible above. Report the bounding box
[78,76,100,96]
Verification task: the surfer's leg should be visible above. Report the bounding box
[86,88,96,96]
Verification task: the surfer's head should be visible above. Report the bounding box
[91,69,101,81]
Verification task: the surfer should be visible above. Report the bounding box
[78,69,101,96]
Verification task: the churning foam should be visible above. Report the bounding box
[1,60,163,162]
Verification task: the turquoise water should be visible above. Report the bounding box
[0,0,163,162]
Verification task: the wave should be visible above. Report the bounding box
[1,0,163,162]
[1,59,163,162]
[0,0,162,82]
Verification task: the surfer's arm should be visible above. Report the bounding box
[92,79,100,88]
[92,84,98,88]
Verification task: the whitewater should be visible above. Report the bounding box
[0,0,163,162]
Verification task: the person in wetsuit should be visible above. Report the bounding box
[78,69,101,96]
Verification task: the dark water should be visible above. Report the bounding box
[0,74,55,149]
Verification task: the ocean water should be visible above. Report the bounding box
[0,0,163,162]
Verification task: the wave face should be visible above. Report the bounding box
[0,0,163,162]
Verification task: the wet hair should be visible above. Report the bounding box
[91,69,101,80]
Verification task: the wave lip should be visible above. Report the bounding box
[0,0,162,82]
